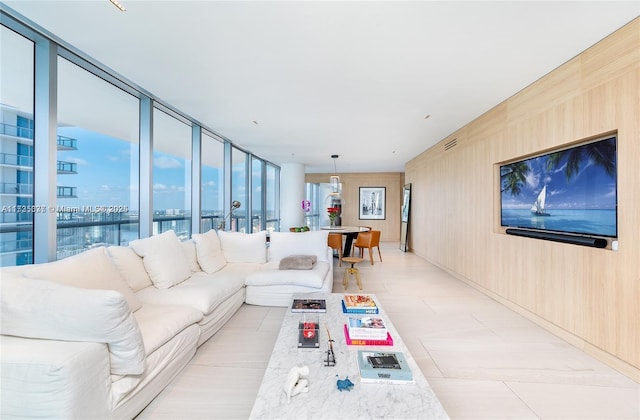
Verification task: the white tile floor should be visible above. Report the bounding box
[137,242,640,419]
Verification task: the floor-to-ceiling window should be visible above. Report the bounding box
[1,10,281,266]
[56,57,140,259]
[231,146,248,232]
[0,25,34,267]
[251,156,264,232]
[152,108,192,240]
[265,163,280,232]
[201,132,224,232]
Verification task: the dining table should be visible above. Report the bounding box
[320,225,370,257]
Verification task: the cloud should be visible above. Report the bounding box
[154,156,183,169]
[100,185,110,191]
[153,183,167,191]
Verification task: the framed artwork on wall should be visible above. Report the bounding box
[359,187,386,220]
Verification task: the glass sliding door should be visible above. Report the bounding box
[201,132,224,232]
[0,25,35,266]
[56,57,140,259]
[251,156,263,232]
[231,146,248,232]
[152,108,192,240]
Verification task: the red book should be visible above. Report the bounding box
[343,324,393,346]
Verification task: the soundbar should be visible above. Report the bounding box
[505,228,607,248]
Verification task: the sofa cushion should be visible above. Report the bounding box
[279,255,318,270]
[130,230,192,289]
[217,230,267,263]
[22,246,141,312]
[133,303,203,355]
[0,274,146,376]
[269,230,330,263]
[135,270,246,315]
[107,245,154,293]
[245,261,330,288]
[192,229,227,273]
[181,240,202,273]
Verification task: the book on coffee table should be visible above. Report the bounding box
[341,294,379,314]
[291,298,327,312]
[356,350,414,384]
[343,325,393,346]
[346,316,388,339]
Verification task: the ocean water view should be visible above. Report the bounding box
[501,208,616,237]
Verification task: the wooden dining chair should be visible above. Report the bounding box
[327,232,343,267]
[351,230,382,265]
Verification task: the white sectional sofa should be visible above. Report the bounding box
[0,228,331,419]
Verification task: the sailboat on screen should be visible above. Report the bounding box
[531,185,551,216]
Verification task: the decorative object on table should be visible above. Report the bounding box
[358,187,385,220]
[218,200,241,230]
[324,326,336,366]
[284,365,310,403]
[291,298,327,313]
[343,324,393,346]
[298,314,319,348]
[341,294,379,314]
[336,375,354,392]
[346,316,388,339]
[289,226,310,232]
[327,207,340,228]
[356,351,414,384]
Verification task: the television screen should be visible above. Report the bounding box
[500,135,617,238]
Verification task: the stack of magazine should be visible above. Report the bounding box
[341,294,379,314]
[290,298,327,313]
[356,351,414,384]
[343,316,392,346]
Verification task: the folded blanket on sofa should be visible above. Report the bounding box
[279,255,317,270]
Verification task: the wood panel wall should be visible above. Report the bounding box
[405,18,639,380]
[305,172,404,242]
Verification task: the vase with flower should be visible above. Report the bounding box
[327,207,340,228]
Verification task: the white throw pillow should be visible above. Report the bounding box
[192,229,227,273]
[0,274,146,376]
[107,245,154,292]
[217,230,267,263]
[269,230,330,263]
[130,230,192,289]
[180,240,202,273]
[22,246,142,312]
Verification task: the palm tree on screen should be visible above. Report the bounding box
[501,161,530,196]
[546,139,616,181]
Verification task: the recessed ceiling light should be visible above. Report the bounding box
[109,0,126,12]
[253,120,259,125]
[424,115,431,120]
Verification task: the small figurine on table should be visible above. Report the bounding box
[324,326,336,366]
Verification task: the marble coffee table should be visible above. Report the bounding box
[249,293,448,419]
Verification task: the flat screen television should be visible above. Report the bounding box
[500,135,617,240]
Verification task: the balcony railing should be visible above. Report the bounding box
[56,135,77,150]
[1,213,272,266]
[57,186,77,198]
[0,123,78,150]
[57,160,77,174]
[0,152,34,168]
[0,122,33,139]
[0,182,33,195]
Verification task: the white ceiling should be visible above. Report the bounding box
[3,1,638,173]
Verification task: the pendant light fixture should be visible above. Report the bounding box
[330,154,340,196]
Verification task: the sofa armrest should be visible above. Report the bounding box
[1,276,146,375]
[0,335,112,418]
